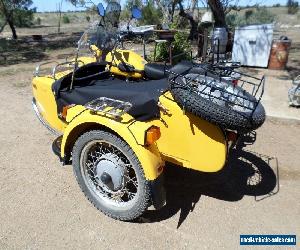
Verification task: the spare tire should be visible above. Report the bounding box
[170,74,265,132]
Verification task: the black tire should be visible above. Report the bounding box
[72,130,151,221]
[170,86,265,132]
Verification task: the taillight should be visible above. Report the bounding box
[61,104,75,120]
[145,126,161,145]
[232,79,238,86]
[226,130,238,149]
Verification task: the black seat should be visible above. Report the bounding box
[54,76,169,122]
[144,63,171,80]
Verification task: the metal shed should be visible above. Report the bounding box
[232,24,274,67]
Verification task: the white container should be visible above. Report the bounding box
[232,24,274,67]
[211,27,228,54]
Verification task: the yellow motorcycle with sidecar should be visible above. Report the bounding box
[32,2,266,221]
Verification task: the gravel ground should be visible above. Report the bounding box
[0,64,299,250]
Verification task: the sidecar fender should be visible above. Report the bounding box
[60,109,164,181]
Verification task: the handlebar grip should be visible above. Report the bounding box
[119,31,136,40]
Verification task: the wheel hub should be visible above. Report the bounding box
[95,153,126,192]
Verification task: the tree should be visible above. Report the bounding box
[14,7,35,27]
[178,0,198,39]
[287,0,299,14]
[57,0,63,33]
[207,0,239,27]
[140,0,162,25]
[125,0,142,10]
[0,0,33,39]
[67,0,237,39]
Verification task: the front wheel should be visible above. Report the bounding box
[72,130,151,221]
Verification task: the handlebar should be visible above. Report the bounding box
[118,30,136,40]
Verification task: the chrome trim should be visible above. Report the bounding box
[85,97,132,118]
[52,60,85,80]
[34,61,59,77]
[32,98,62,136]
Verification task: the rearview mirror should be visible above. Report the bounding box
[97,3,105,17]
[132,7,142,19]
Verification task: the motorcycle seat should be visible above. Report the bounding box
[144,61,194,80]
[144,63,171,80]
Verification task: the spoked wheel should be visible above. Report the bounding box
[72,130,151,221]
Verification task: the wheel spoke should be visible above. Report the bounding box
[124,188,136,199]
[82,140,138,205]
[124,175,138,188]
[124,163,133,169]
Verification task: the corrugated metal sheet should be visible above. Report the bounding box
[232,24,274,67]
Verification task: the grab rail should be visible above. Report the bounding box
[34,61,59,77]
[34,60,85,79]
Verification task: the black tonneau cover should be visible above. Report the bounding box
[52,61,195,121]
[53,74,168,121]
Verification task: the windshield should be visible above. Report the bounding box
[81,22,118,50]
[104,2,121,28]
[77,2,122,55]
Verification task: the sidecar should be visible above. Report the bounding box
[32,58,234,220]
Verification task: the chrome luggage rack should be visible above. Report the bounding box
[85,97,132,118]
[167,63,265,119]
[34,60,84,79]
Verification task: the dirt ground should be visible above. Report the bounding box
[0,24,300,249]
[0,56,299,250]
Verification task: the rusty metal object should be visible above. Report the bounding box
[268,39,291,70]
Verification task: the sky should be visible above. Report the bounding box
[32,0,290,12]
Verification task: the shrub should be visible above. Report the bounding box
[62,15,70,24]
[226,7,275,27]
[245,10,253,20]
[125,0,142,11]
[170,15,189,29]
[86,16,90,22]
[226,13,238,27]
[140,0,162,25]
[14,8,34,27]
[120,10,131,21]
[287,0,299,14]
[35,17,41,25]
[153,31,191,64]
[252,7,275,24]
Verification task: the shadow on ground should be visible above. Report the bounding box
[286,42,300,79]
[138,133,279,228]
[0,32,82,66]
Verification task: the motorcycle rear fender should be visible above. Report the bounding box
[128,92,228,173]
[60,108,164,181]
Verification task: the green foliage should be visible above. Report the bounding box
[13,8,35,27]
[140,0,162,25]
[125,0,142,11]
[245,10,253,20]
[0,15,5,27]
[35,17,41,25]
[287,0,299,14]
[170,15,189,29]
[85,15,90,22]
[153,32,191,64]
[226,7,275,27]
[0,0,35,36]
[62,15,70,24]
[120,10,131,21]
[225,13,238,27]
